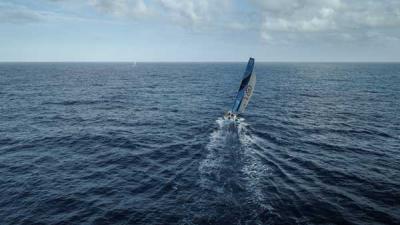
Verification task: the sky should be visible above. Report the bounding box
[1,0,400,62]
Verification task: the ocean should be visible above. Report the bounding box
[0,62,399,225]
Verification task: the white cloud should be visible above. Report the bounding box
[254,0,400,43]
[87,0,233,29]
[3,0,399,45]
[157,0,231,28]
[158,0,205,25]
[89,0,150,18]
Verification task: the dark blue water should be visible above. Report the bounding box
[1,62,399,225]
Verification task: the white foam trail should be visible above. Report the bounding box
[198,117,238,191]
[199,117,270,208]
[238,119,271,208]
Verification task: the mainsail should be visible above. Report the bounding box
[231,58,256,114]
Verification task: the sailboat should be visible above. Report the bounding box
[224,57,256,121]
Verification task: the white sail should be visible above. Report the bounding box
[238,73,256,113]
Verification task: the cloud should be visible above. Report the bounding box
[89,0,150,18]
[253,0,400,43]
[158,0,207,25]
[0,3,45,24]
[0,1,99,24]
[228,22,248,31]
[157,0,231,28]
[87,0,230,28]
[3,0,399,46]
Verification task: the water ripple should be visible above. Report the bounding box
[1,62,400,224]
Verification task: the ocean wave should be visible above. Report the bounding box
[2,62,400,224]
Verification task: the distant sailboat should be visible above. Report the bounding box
[224,57,256,121]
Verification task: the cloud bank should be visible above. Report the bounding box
[1,0,399,45]
[254,0,400,43]
[79,0,400,43]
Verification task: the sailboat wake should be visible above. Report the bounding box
[199,118,269,207]
[238,121,271,208]
[198,118,241,192]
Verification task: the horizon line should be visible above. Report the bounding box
[1,61,399,63]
